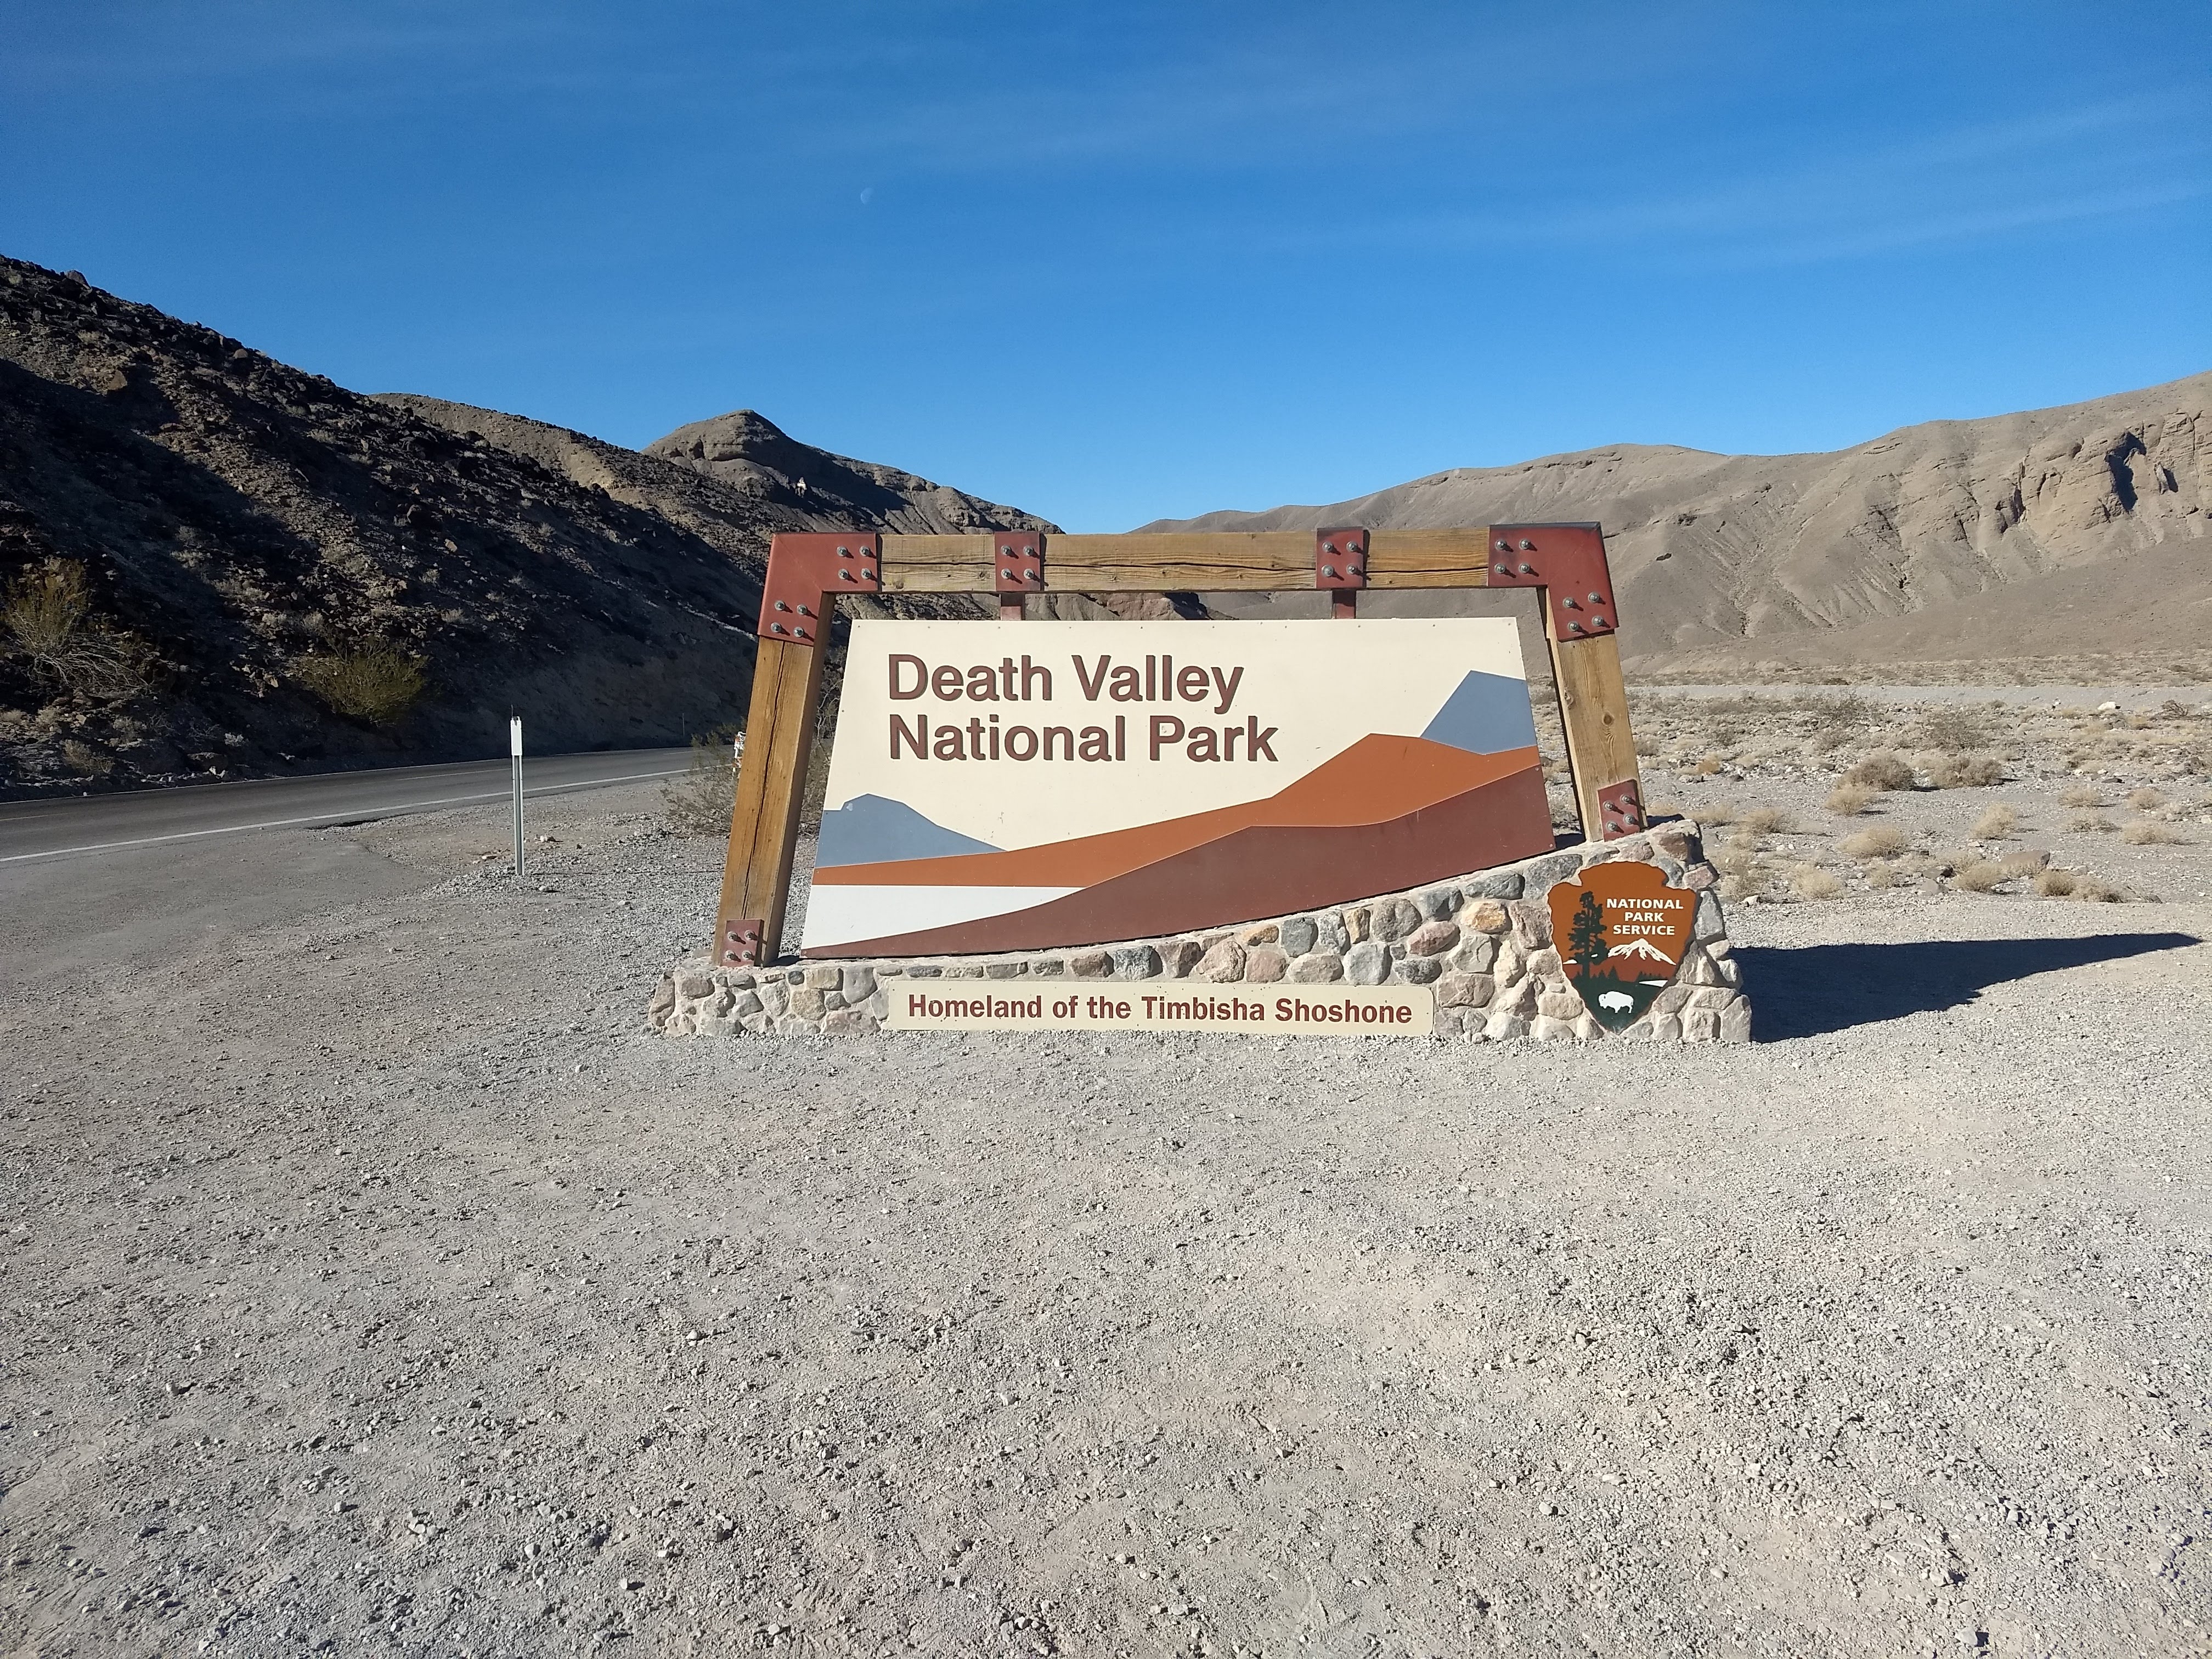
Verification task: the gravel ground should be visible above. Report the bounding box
[3,771,2209,1659]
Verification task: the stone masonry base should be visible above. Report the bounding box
[648,821,1748,1042]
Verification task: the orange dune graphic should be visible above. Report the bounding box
[815,735,1540,889]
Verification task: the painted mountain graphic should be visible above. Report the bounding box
[817,793,1000,867]
[1420,670,1540,756]
[804,733,1551,957]
[1607,936,1674,964]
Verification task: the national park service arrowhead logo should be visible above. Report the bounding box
[1545,861,1696,1033]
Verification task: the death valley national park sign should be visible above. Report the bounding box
[802,618,1555,957]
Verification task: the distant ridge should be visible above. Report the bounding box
[0,253,1047,795]
[1148,372,2212,677]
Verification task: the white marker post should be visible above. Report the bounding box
[510,715,525,879]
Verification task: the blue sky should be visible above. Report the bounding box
[5,1,2206,529]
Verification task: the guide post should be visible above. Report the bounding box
[510,715,524,879]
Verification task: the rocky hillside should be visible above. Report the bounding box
[1150,373,2211,680]
[0,255,1044,796]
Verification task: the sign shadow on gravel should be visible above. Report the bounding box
[1736,932,2202,1040]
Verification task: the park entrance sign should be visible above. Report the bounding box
[673,522,1752,1044]
[803,617,1553,957]
[713,524,1653,973]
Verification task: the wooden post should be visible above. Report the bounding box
[1546,628,1645,841]
[714,634,828,968]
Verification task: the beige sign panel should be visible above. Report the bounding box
[804,618,1554,957]
[886,981,1435,1036]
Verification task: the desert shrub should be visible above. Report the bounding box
[1847,751,1915,791]
[295,647,427,726]
[1951,860,2005,893]
[1806,692,1874,749]
[1915,704,1991,752]
[1825,782,1877,815]
[2034,867,2077,897]
[2,558,147,698]
[1864,862,1898,889]
[1927,753,2005,789]
[1718,867,1770,900]
[1841,825,1908,860]
[1999,849,2050,879]
[59,738,114,777]
[1791,864,1843,900]
[1713,845,1758,878]
[1696,801,1737,828]
[1690,754,1724,777]
[2067,811,2116,833]
[2072,874,2123,902]
[2120,820,2184,845]
[2126,786,2167,811]
[1741,804,1792,834]
[662,728,741,837]
[1971,805,2018,840]
[2058,781,2104,807]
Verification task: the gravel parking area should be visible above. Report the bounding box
[3,772,2208,1658]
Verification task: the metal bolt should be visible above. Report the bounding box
[1322,540,1336,554]
[1321,565,1337,578]
[1592,616,1609,628]
[1001,568,1015,580]
[770,623,786,634]
[1564,597,1579,608]
[839,571,855,581]
[1519,539,1534,550]
[1495,539,1509,551]
[1568,622,1584,634]
[1518,562,1533,574]
[1348,564,1364,577]
[1588,591,1603,602]
[1494,562,1510,574]
[774,600,791,611]
[837,545,849,556]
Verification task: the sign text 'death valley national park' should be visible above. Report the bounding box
[801,618,1555,957]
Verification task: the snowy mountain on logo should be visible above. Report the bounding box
[1607,936,1674,964]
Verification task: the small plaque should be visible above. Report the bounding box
[886,981,1432,1036]
[1545,860,1695,1033]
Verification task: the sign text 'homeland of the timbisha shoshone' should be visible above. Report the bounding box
[803,618,1553,957]
[887,983,1434,1035]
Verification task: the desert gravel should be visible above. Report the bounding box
[3,777,2209,1658]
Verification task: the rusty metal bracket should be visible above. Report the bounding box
[760,532,882,646]
[719,917,766,969]
[992,528,1043,619]
[1598,778,1645,841]
[1317,527,1366,619]
[1314,527,1368,590]
[1485,523,1616,638]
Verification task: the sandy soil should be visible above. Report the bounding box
[3,734,2209,1657]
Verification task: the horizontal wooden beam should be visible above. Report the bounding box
[877,529,1504,593]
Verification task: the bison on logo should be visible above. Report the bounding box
[1543,860,1696,1033]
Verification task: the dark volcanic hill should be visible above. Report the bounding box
[0,255,1046,795]
[1148,373,2212,680]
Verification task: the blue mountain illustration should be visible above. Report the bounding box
[1420,670,1539,755]
[816,794,1000,868]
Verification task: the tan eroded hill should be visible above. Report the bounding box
[1146,373,2211,679]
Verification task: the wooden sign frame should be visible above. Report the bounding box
[714,524,1644,968]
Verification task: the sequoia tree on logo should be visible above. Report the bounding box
[1543,861,1697,1033]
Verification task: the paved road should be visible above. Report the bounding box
[0,748,696,992]
[0,748,692,865]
